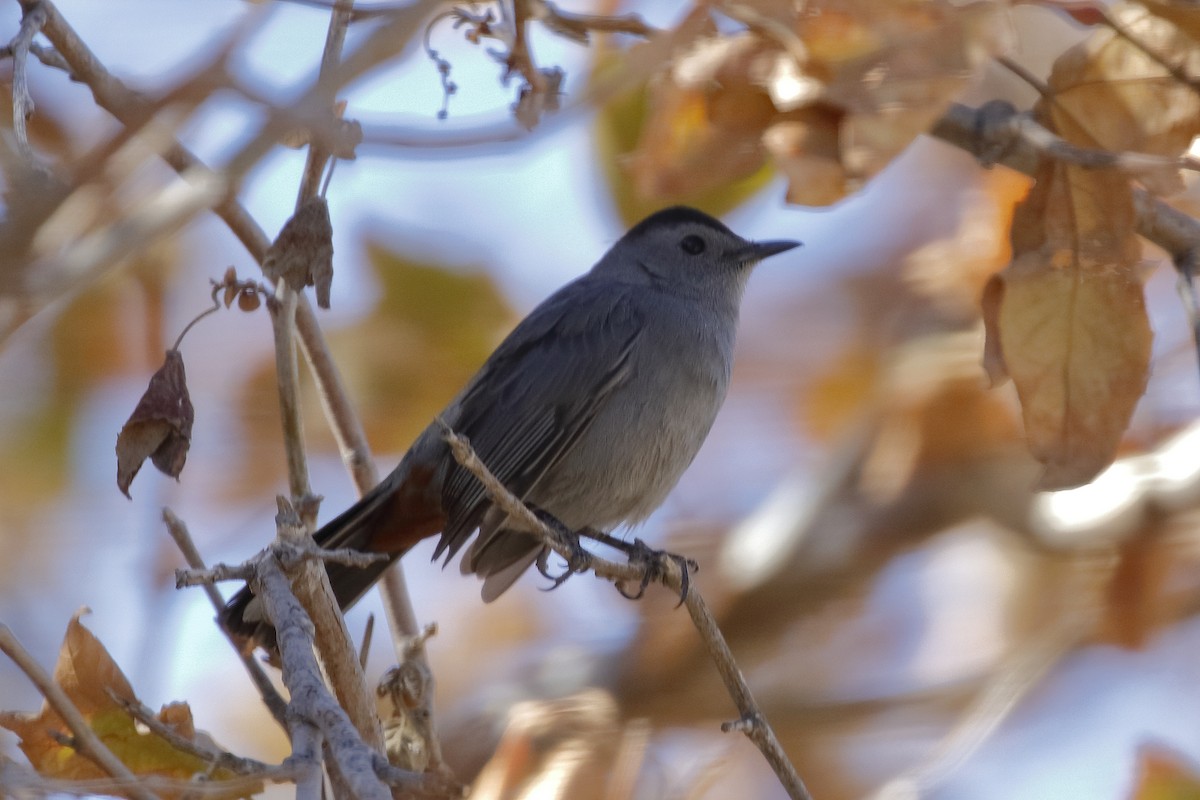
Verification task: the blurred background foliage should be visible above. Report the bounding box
[3,1,1200,799]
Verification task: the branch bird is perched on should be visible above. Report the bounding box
[222,206,800,648]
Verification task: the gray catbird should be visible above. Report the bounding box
[222,206,799,646]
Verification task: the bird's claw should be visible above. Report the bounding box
[614,538,697,606]
[534,510,591,590]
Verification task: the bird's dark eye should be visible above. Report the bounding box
[680,235,706,255]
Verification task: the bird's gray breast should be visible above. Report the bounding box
[529,290,736,530]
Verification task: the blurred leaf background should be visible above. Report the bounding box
[4,2,1200,799]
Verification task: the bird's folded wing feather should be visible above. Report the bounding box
[434,279,645,561]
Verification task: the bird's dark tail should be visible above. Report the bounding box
[218,464,446,652]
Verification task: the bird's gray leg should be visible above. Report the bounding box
[531,509,593,589]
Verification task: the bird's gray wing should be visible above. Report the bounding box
[433,278,645,563]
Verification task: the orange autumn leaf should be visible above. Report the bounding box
[0,613,256,798]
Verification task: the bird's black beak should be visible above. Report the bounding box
[732,239,802,264]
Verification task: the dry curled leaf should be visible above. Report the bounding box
[262,196,334,308]
[115,349,194,498]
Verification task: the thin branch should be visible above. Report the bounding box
[175,562,256,587]
[935,99,1199,176]
[997,54,1052,99]
[162,508,289,729]
[295,0,353,206]
[8,1,48,156]
[538,0,658,41]
[0,760,282,800]
[931,102,1200,261]
[273,498,387,757]
[0,626,161,800]
[110,691,295,780]
[255,554,399,800]
[267,289,316,516]
[510,0,547,94]
[262,0,392,766]
[438,423,815,800]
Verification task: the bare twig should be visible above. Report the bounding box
[997,54,1052,99]
[510,0,546,94]
[256,554,415,800]
[110,691,294,780]
[267,290,317,517]
[0,626,160,800]
[438,423,814,800]
[0,760,283,800]
[8,1,48,156]
[175,562,256,587]
[936,99,1199,176]
[273,498,387,757]
[162,508,289,729]
[295,0,353,206]
[539,0,657,41]
[931,102,1200,260]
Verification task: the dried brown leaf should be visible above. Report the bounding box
[1048,3,1200,195]
[624,1,1008,206]
[985,10,1168,489]
[262,196,334,308]
[991,248,1150,489]
[115,349,193,498]
[0,614,254,797]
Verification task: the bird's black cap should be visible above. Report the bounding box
[623,206,736,240]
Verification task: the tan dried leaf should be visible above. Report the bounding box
[626,0,1008,206]
[992,248,1150,489]
[115,349,193,498]
[1048,2,1200,195]
[262,196,334,308]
